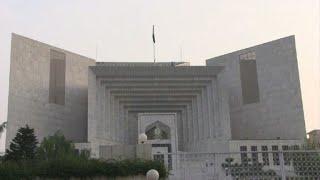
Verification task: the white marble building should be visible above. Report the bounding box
[6,34,306,160]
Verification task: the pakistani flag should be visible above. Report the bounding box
[152,25,155,43]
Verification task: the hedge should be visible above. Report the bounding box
[0,157,167,179]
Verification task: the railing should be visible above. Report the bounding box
[155,150,320,180]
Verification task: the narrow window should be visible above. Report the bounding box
[293,145,299,150]
[251,146,258,164]
[239,52,260,104]
[240,146,248,164]
[261,146,269,165]
[282,145,290,165]
[272,145,280,165]
[49,49,66,105]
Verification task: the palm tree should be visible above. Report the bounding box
[0,122,7,138]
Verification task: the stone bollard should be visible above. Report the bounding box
[146,169,159,180]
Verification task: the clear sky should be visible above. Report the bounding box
[0,0,319,152]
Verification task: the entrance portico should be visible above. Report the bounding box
[87,64,231,157]
[138,113,178,169]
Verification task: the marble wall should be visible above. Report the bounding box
[6,34,95,147]
[207,36,306,140]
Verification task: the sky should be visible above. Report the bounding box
[0,0,319,152]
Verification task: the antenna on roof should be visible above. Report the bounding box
[180,45,183,62]
[95,43,98,61]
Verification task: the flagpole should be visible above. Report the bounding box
[152,25,156,63]
[153,42,156,63]
[180,45,182,62]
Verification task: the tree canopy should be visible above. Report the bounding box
[0,121,7,134]
[5,125,38,161]
[0,126,167,179]
[37,131,80,160]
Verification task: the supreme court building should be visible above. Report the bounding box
[6,34,306,159]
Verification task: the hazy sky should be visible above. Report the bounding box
[0,0,319,151]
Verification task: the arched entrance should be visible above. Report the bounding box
[138,113,178,170]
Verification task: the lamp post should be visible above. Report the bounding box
[138,133,147,144]
[146,169,159,180]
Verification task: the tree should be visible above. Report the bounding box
[0,121,7,138]
[5,125,38,161]
[37,131,85,160]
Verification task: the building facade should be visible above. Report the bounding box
[206,37,305,140]
[308,129,320,146]
[6,34,306,158]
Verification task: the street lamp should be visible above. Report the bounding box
[138,133,147,144]
[146,169,159,180]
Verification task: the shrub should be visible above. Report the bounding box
[0,158,167,179]
[1,127,168,179]
[37,131,78,161]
